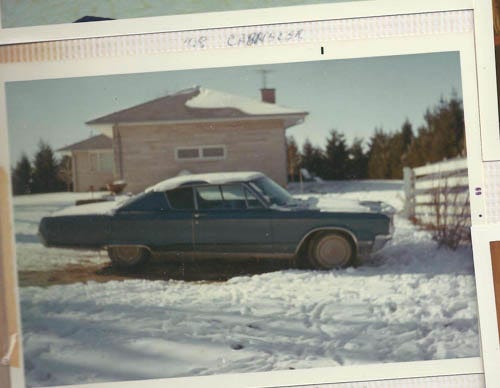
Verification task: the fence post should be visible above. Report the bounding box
[403,167,415,219]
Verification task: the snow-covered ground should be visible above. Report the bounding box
[13,181,480,387]
[14,192,115,271]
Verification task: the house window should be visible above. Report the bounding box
[202,147,225,158]
[176,145,226,161]
[89,151,114,172]
[177,148,200,159]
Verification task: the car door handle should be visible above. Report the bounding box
[193,213,204,225]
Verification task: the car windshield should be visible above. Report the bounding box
[249,176,295,206]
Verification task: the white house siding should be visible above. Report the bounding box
[114,119,287,193]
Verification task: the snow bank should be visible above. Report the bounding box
[13,192,111,271]
[13,191,109,207]
[52,198,126,216]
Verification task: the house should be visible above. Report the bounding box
[57,134,114,192]
[67,86,308,193]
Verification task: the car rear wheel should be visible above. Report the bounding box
[308,232,354,270]
[107,246,150,268]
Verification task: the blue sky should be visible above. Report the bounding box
[6,51,462,165]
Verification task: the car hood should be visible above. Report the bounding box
[289,195,396,215]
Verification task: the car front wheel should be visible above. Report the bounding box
[308,232,354,270]
[107,246,150,268]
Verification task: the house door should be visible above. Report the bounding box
[193,184,273,255]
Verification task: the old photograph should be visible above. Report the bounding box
[6,52,479,387]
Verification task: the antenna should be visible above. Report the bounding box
[257,69,273,88]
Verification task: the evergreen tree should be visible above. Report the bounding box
[401,119,414,151]
[406,126,432,167]
[406,95,465,167]
[286,136,301,182]
[324,129,349,179]
[424,95,465,162]
[399,119,414,169]
[31,140,64,193]
[448,94,466,157]
[300,139,327,178]
[11,153,32,195]
[58,155,73,192]
[346,138,368,179]
[367,129,391,179]
[387,132,405,179]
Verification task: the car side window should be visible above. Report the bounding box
[245,188,265,209]
[191,184,265,211]
[166,187,195,210]
[220,184,247,209]
[120,192,169,212]
[219,184,265,209]
[195,186,225,210]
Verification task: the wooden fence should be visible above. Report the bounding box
[403,158,470,229]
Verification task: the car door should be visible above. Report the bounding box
[111,189,194,253]
[193,183,273,254]
[159,187,196,253]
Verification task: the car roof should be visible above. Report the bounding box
[145,171,265,192]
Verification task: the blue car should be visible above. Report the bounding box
[39,172,394,269]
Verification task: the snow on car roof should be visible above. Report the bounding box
[146,171,265,192]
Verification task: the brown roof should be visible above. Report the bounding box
[57,134,112,152]
[86,87,308,128]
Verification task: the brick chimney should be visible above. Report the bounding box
[260,88,276,104]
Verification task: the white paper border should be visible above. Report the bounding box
[46,359,484,388]
[0,0,473,44]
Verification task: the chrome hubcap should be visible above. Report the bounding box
[115,246,141,263]
[315,235,351,268]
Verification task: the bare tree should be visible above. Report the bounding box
[429,177,470,249]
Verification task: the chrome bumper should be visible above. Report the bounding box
[372,234,392,252]
[358,234,392,259]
